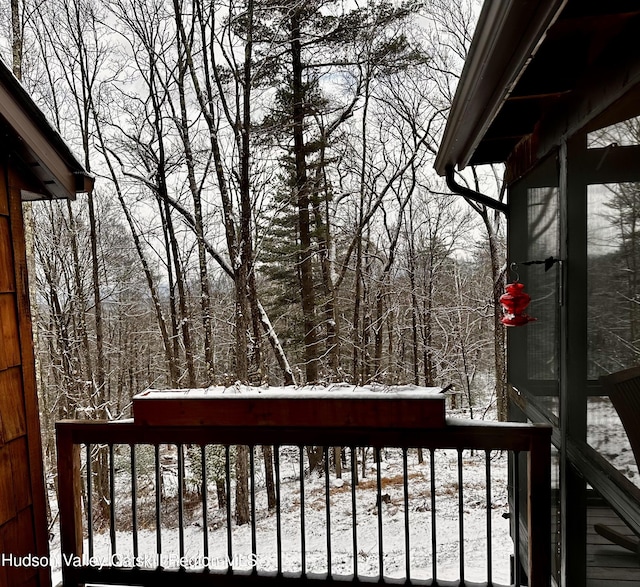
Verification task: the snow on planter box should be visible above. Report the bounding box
[132,383,445,429]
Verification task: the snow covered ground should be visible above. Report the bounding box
[49,447,513,586]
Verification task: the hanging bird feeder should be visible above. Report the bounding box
[500,281,537,326]
[499,258,559,327]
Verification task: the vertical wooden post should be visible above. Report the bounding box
[56,422,84,587]
[527,430,552,587]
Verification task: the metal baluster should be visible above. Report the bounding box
[226,445,233,570]
[131,444,138,563]
[177,444,185,564]
[299,445,306,577]
[351,446,358,579]
[155,445,162,561]
[486,450,493,585]
[86,444,93,558]
[275,446,282,576]
[430,448,437,582]
[250,446,257,573]
[324,446,332,578]
[201,445,209,561]
[458,448,465,584]
[109,444,116,558]
[376,447,384,579]
[403,447,410,581]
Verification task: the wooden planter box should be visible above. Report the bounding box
[133,386,445,429]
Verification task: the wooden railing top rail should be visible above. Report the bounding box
[55,418,551,452]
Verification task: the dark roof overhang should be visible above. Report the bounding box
[434,0,640,179]
[0,58,94,200]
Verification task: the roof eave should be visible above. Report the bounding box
[434,0,568,176]
[0,59,94,200]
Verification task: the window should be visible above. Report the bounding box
[587,115,640,149]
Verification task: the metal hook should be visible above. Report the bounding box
[510,262,520,282]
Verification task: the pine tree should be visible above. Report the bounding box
[256,0,424,383]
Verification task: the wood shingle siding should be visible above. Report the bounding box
[0,56,91,587]
[0,157,48,587]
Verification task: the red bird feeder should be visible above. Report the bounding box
[500,281,537,327]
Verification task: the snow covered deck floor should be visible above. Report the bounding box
[588,505,640,586]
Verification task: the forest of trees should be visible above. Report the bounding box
[0,0,508,483]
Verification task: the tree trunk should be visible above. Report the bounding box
[421,254,435,386]
[474,170,507,421]
[235,446,250,525]
[306,446,324,474]
[373,282,385,381]
[290,10,319,383]
[70,0,107,411]
[262,445,276,510]
[164,193,197,387]
[409,262,420,386]
[312,152,341,379]
[372,178,415,382]
[11,0,23,79]
[361,242,373,383]
[241,0,264,386]
[216,479,227,510]
[175,30,215,385]
[158,199,182,383]
[406,197,421,386]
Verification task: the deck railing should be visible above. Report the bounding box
[56,417,551,587]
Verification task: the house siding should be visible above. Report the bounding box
[0,156,51,587]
